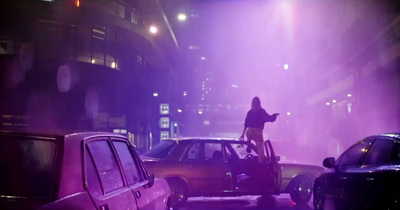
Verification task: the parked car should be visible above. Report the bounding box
[270,140,324,204]
[278,161,324,204]
[141,137,322,208]
[0,131,171,210]
[313,133,400,210]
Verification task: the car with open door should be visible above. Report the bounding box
[141,138,281,208]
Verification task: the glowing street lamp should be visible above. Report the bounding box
[153,92,159,97]
[283,64,289,70]
[149,25,158,34]
[177,13,187,22]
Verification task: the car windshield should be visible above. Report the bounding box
[142,140,177,159]
[0,135,57,198]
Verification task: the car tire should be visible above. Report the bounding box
[289,176,313,204]
[166,178,189,209]
[313,182,325,210]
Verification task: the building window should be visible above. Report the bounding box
[137,54,143,64]
[92,24,106,41]
[117,3,125,19]
[131,10,139,25]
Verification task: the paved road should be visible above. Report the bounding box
[180,194,314,210]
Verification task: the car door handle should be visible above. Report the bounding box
[99,204,109,210]
[135,191,141,199]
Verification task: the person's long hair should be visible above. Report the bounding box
[251,97,262,110]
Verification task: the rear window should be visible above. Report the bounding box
[142,140,177,159]
[0,135,56,198]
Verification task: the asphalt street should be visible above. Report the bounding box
[180,194,314,210]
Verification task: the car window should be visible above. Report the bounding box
[362,139,395,165]
[142,140,176,159]
[337,140,371,168]
[183,142,200,161]
[0,136,56,198]
[395,143,400,163]
[113,140,141,185]
[85,148,103,197]
[204,142,223,161]
[229,142,258,159]
[223,144,238,161]
[87,140,124,194]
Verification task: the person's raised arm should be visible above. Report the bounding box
[265,111,280,122]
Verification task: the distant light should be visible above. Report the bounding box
[113,129,121,133]
[283,64,289,70]
[177,109,182,113]
[198,110,203,114]
[111,62,116,68]
[201,56,206,60]
[287,112,291,116]
[75,0,80,7]
[177,13,187,22]
[91,59,95,64]
[347,103,352,113]
[153,92,158,97]
[149,25,158,34]
[332,99,337,103]
[347,93,352,97]
[326,102,330,106]
[204,120,210,125]
[120,129,127,134]
[174,123,178,127]
[183,91,187,96]
[232,84,239,88]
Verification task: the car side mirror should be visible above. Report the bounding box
[275,155,280,162]
[147,173,155,188]
[323,157,336,168]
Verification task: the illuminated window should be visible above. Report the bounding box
[92,25,106,40]
[117,4,125,19]
[131,10,139,25]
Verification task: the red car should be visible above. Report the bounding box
[0,131,171,210]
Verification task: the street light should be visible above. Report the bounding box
[149,25,158,34]
[283,64,289,70]
[177,13,187,22]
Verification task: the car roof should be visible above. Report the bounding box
[377,133,400,139]
[166,137,241,142]
[0,130,126,141]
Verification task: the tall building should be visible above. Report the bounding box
[302,1,400,162]
[0,0,180,151]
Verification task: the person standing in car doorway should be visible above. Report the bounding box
[239,96,279,163]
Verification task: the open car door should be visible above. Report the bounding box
[264,140,282,194]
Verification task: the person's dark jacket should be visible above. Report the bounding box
[244,108,277,129]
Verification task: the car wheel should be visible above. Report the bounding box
[166,178,189,209]
[313,182,325,210]
[289,176,313,204]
